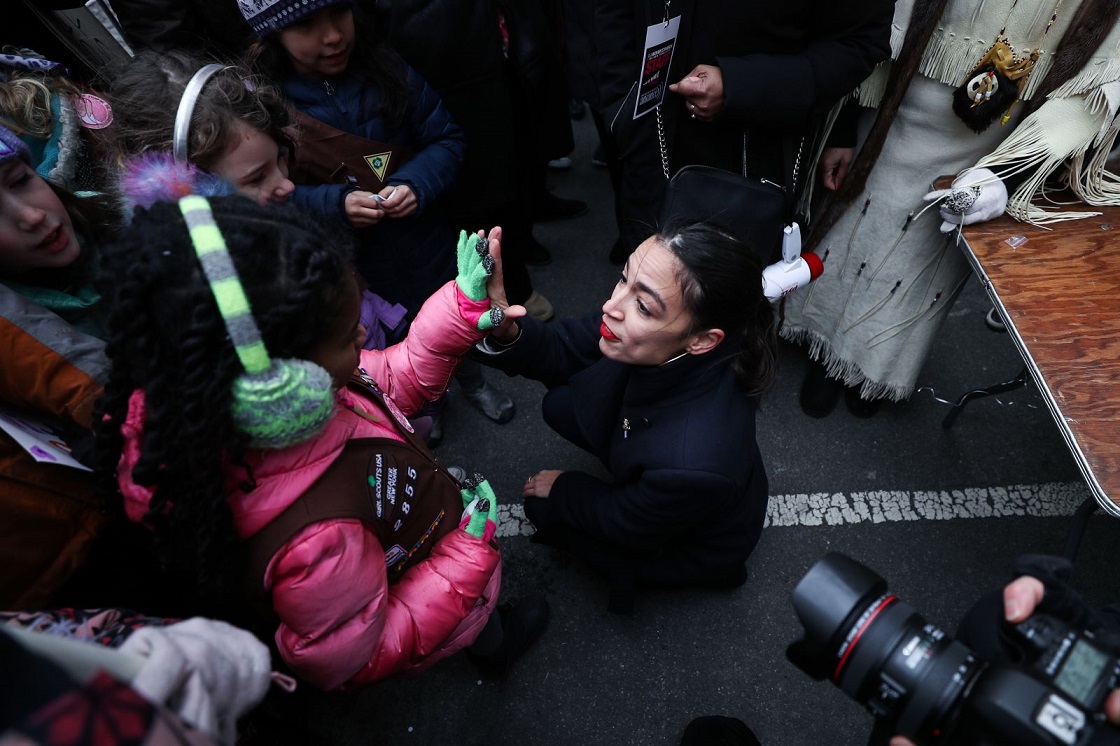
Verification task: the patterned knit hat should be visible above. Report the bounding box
[235,0,352,36]
[0,123,31,168]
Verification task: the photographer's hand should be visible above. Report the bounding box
[1003,575,1045,622]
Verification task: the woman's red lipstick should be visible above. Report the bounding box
[600,322,619,341]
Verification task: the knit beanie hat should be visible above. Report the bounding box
[235,0,353,36]
[0,123,31,168]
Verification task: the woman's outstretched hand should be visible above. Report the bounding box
[480,226,526,342]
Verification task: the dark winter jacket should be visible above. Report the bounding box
[596,0,893,183]
[281,66,464,312]
[485,312,769,602]
[376,0,516,224]
[282,67,465,220]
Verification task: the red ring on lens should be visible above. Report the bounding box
[832,594,899,683]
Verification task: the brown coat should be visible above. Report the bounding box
[0,287,107,609]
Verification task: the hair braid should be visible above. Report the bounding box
[96,195,355,613]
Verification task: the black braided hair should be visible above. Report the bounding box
[94,195,356,614]
[661,221,779,398]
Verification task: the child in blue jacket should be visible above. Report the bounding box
[244,0,514,427]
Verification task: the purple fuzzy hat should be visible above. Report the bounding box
[235,0,353,36]
[0,123,31,168]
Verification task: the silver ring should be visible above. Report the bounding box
[944,185,982,215]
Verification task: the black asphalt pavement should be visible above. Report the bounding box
[281,116,1120,746]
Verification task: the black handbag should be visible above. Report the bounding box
[657,108,801,264]
[661,164,788,263]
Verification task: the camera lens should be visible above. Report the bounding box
[788,553,984,743]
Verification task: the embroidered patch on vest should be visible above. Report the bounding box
[364,152,392,182]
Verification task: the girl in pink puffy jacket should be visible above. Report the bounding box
[94,195,546,689]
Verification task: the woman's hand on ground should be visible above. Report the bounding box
[523,470,563,498]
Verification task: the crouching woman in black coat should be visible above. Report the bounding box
[480,221,777,613]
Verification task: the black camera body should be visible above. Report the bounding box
[787,553,1120,745]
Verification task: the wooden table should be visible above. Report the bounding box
[954,204,1120,518]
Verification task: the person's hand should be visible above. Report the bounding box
[1003,575,1045,622]
[523,469,563,498]
[460,474,498,542]
[478,225,526,342]
[669,64,724,121]
[890,576,1119,746]
[344,190,386,227]
[922,167,1008,233]
[820,147,855,191]
[379,184,417,218]
[455,228,520,331]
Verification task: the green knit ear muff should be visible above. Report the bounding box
[178,195,335,448]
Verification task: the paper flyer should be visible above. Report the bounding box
[0,405,92,471]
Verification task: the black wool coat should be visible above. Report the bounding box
[486,312,769,601]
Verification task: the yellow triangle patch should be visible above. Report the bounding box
[364,151,392,182]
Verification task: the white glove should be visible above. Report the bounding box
[923,167,1008,233]
[119,617,272,745]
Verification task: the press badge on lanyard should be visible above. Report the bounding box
[634,10,680,120]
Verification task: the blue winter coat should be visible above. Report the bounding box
[283,67,466,220]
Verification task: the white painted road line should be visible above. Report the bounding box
[494,482,1091,536]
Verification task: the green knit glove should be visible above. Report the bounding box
[455,231,506,332]
[456,230,493,301]
[459,474,498,541]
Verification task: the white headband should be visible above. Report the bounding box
[172,63,226,163]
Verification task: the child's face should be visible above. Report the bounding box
[210,122,295,206]
[0,161,80,275]
[307,278,366,390]
[277,5,355,77]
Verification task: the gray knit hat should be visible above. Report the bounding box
[235,0,353,36]
[0,123,31,168]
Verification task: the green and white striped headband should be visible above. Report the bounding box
[179,194,270,374]
[176,194,336,448]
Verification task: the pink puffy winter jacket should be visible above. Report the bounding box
[118,281,501,689]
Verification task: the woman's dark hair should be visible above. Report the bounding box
[246,3,411,127]
[660,221,779,397]
[94,196,356,613]
[108,49,294,172]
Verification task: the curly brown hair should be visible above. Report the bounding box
[108,49,294,172]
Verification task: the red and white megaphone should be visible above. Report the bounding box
[762,223,823,301]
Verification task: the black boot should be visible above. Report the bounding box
[844,385,882,418]
[799,360,842,418]
[456,359,515,424]
[466,595,550,685]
